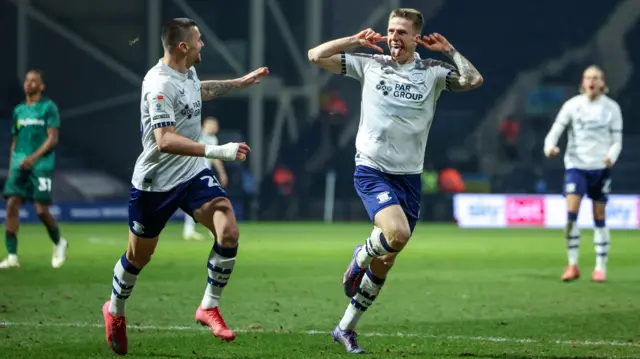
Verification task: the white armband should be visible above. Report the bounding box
[204,143,239,161]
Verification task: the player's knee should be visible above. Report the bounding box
[125,235,158,268]
[34,205,49,218]
[6,197,21,215]
[218,225,239,247]
[381,223,411,249]
[566,195,581,212]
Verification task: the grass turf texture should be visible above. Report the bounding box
[0,222,639,358]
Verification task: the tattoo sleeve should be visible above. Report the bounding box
[200,79,243,101]
[443,47,483,91]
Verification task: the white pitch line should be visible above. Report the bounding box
[1,322,638,348]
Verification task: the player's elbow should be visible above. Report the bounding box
[156,139,170,153]
[307,49,320,64]
[156,134,172,153]
[307,48,329,66]
[47,133,59,147]
[471,74,484,89]
[153,127,176,153]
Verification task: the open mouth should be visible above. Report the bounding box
[390,43,403,57]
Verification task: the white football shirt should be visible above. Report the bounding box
[544,94,623,170]
[131,60,207,191]
[342,52,454,174]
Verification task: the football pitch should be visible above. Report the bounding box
[1,222,638,359]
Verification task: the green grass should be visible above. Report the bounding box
[0,222,639,358]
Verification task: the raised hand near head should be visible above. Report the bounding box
[353,28,387,53]
[416,33,453,53]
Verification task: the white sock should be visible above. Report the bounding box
[201,242,237,309]
[594,226,610,272]
[338,270,384,331]
[566,223,580,266]
[109,254,141,317]
[183,215,196,236]
[355,227,397,267]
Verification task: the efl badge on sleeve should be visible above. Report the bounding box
[152,95,165,112]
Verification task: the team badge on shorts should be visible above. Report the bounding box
[132,221,145,235]
[376,191,392,204]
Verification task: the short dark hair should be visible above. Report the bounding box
[161,18,197,51]
[26,69,44,82]
[389,8,424,33]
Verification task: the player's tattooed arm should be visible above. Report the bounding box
[443,47,483,91]
[201,67,269,101]
[200,80,243,101]
[418,33,483,91]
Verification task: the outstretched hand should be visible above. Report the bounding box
[353,28,387,53]
[239,67,270,87]
[416,33,453,53]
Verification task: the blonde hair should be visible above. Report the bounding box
[579,65,609,94]
[389,8,424,32]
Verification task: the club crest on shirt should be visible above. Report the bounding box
[409,71,424,84]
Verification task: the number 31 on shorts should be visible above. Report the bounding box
[38,177,52,192]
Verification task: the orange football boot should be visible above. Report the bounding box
[102,300,128,355]
[195,306,236,342]
[561,265,580,281]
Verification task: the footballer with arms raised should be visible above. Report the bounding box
[101,18,269,355]
[544,65,622,283]
[308,8,483,354]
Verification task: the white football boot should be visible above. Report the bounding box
[0,254,20,269]
[51,237,68,268]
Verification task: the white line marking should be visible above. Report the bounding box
[1,321,638,348]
